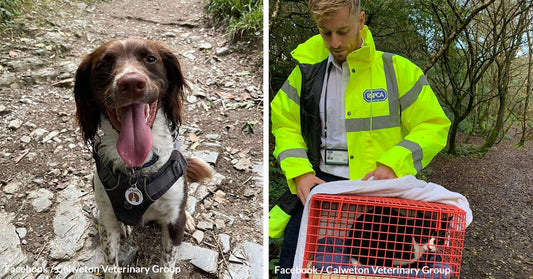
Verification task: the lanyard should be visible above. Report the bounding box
[323,62,334,140]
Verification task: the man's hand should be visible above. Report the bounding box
[362,164,397,181]
[295,172,325,205]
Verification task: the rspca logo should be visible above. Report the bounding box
[363,89,388,102]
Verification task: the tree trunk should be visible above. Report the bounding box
[481,84,507,152]
[517,25,532,147]
[447,115,461,154]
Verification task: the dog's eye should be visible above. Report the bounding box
[146,55,157,63]
[96,60,111,69]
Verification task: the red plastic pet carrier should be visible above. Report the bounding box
[302,195,466,279]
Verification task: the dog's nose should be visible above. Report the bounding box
[117,73,147,98]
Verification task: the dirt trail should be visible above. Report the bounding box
[428,139,533,278]
[0,0,263,278]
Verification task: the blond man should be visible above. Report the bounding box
[270,0,451,276]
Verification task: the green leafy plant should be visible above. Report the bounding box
[0,0,23,24]
[205,0,262,41]
[269,153,287,208]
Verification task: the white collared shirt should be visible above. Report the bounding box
[318,39,364,179]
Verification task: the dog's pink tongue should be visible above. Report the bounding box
[116,104,152,167]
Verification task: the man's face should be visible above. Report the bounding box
[318,6,365,64]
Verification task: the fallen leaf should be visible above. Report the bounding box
[216,91,235,99]
[189,133,199,142]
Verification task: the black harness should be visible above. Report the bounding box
[93,145,187,226]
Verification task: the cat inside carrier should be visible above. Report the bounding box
[301,195,466,279]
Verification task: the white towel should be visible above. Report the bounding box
[291,175,473,279]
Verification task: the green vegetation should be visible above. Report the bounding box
[268,153,287,208]
[0,0,23,25]
[205,0,262,41]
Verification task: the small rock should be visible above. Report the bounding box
[213,190,226,203]
[4,181,21,194]
[189,82,206,97]
[0,213,27,273]
[32,178,44,185]
[234,158,252,171]
[182,50,196,60]
[192,230,204,244]
[241,242,263,279]
[188,182,200,194]
[193,150,219,165]
[228,254,243,263]
[198,42,212,50]
[53,78,74,87]
[252,164,263,175]
[30,128,48,138]
[28,188,54,213]
[224,81,235,88]
[218,234,230,253]
[245,86,256,93]
[206,78,217,86]
[162,32,176,38]
[8,119,23,130]
[197,221,214,231]
[33,68,56,83]
[205,134,221,141]
[20,135,31,143]
[0,105,9,116]
[43,130,60,142]
[210,173,226,186]
[216,47,230,56]
[16,227,27,239]
[0,73,17,87]
[214,219,226,230]
[243,188,255,198]
[203,199,213,210]
[50,198,90,260]
[224,264,250,279]
[195,185,209,200]
[178,242,218,273]
[211,210,236,226]
[186,196,198,215]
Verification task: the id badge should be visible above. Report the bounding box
[324,149,349,166]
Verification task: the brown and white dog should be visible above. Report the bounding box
[74,39,212,278]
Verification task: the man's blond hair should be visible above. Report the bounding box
[308,0,360,24]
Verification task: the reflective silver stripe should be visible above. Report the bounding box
[383,52,399,117]
[400,75,429,112]
[277,148,308,162]
[346,115,399,132]
[345,53,400,132]
[280,80,300,106]
[398,139,423,172]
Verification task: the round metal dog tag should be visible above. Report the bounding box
[125,187,143,206]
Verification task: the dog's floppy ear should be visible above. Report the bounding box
[157,44,188,132]
[74,53,101,144]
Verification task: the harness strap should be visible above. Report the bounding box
[92,144,187,226]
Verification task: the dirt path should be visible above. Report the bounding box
[428,138,533,278]
[0,0,263,278]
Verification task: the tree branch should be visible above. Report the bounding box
[422,0,496,73]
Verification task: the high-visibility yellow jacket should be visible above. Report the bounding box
[269,26,451,238]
